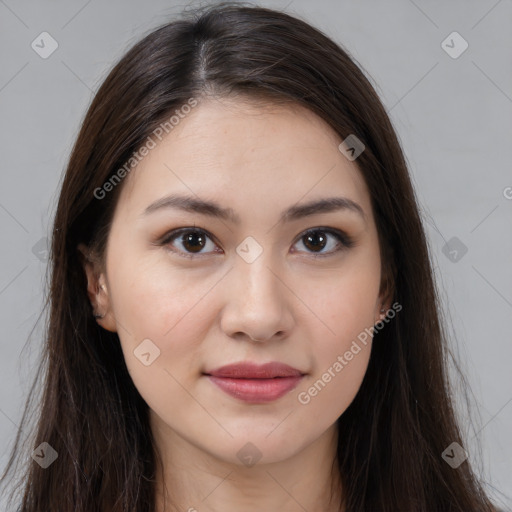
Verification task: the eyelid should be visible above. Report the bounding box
[293,227,355,257]
[158,225,220,259]
[158,225,354,259]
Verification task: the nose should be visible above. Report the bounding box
[220,253,294,343]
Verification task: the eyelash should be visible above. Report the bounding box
[158,225,355,260]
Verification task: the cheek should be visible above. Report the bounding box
[301,258,381,343]
[296,344,371,430]
[108,260,220,390]
[113,279,215,422]
[292,256,379,418]
[111,254,217,341]
[295,280,376,423]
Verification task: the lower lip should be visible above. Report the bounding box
[206,375,304,403]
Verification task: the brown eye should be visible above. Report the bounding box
[292,228,354,257]
[162,228,219,258]
[181,231,207,253]
[303,231,328,252]
[160,226,354,260]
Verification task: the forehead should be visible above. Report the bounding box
[115,97,372,224]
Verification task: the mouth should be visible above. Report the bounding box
[203,361,306,403]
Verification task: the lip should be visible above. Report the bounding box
[204,362,306,403]
[206,362,304,379]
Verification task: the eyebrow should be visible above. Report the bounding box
[140,194,366,224]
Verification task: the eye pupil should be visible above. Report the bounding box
[164,227,349,259]
[304,231,327,252]
[183,232,206,253]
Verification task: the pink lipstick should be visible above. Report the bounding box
[204,362,305,403]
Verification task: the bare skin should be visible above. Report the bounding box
[79,96,390,512]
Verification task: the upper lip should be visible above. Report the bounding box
[205,362,305,379]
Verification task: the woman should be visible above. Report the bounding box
[1,3,499,511]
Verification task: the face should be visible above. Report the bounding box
[80,96,390,467]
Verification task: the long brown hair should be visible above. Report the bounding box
[1,3,498,511]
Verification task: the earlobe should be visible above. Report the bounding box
[95,308,117,333]
[377,302,391,323]
[375,289,393,325]
[77,243,117,333]
[374,307,384,326]
[376,270,395,324]
[77,243,103,306]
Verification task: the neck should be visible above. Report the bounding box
[152,420,344,512]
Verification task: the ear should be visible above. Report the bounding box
[375,297,392,324]
[77,243,117,332]
[375,272,395,324]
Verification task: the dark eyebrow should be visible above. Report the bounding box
[140,194,366,224]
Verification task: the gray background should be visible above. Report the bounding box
[1,0,511,509]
